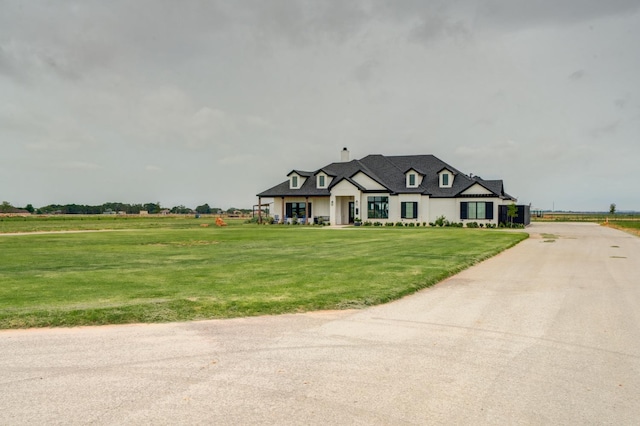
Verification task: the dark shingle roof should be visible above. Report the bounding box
[257,154,514,200]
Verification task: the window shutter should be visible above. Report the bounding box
[486,202,494,220]
[286,203,292,218]
[401,202,407,219]
[460,202,468,220]
[411,202,418,219]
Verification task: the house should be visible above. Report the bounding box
[256,148,517,225]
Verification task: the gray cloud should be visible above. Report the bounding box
[569,70,585,80]
[475,0,640,29]
[1,0,639,211]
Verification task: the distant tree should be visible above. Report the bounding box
[171,205,192,214]
[24,204,35,213]
[195,203,212,214]
[128,204,144,214]
[143,202,161,214]
[507,203,518,226]
[1,201,13,212]
[609,203,616,215]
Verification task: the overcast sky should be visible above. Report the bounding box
[1,1,639,211]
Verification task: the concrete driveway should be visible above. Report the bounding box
[1,223,639,424]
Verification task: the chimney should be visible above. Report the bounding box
[341,147,350,162]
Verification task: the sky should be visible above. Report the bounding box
[1,1,639,212]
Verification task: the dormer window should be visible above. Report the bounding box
[288,170,309,189]
[405,169,421,188]
[316,171,331,189]
[438,168,454,188]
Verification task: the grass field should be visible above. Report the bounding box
[533,212,640,222]
[606,220,640,237]
[0,217,527,329]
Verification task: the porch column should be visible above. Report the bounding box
[281,197,285,224]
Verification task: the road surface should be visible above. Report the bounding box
[1,223,639,424]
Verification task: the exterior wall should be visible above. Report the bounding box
[419,195,430,223]
[312,198,330,218]
[460,184,492,196]
[270,194,509,225]
[271,198,283,222]
[429,198,458,223]
[351,172,386,190]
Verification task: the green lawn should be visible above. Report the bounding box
[609,221,640,230]
[607,220,640,237]
[0,218,527,329]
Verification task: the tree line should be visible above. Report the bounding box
[1,201,251,215]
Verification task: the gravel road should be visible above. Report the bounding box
[1,222,638,425]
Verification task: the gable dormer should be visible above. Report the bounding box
[404,168,423,188]
[287,171,307,189]
[315,171,331,189]
[438,168,455,188]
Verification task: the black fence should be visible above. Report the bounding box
[498,205,531,226]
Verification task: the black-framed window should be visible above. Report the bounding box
[442,174,449,186]
[286,202,306,218]
[291,176,298,187]
[401,202,418,219]
[319,175,325,187]
[409,174,416,186]
[460,202,494,220]
[367,196,389,219]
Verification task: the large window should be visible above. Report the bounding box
[401,202,418,219]
[286,202,306,218]
[460,202,494,220]
[367,196,389,219]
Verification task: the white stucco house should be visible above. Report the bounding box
[256,148,517,226]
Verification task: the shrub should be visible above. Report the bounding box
[408,222,415,227]
[395,222,404,227]
[385,222,394,227]
[435,215,446,227]
[363,221,373,226]
[429,222,435,227]
[374,222,383,227]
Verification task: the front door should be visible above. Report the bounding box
[348,202,355,224]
